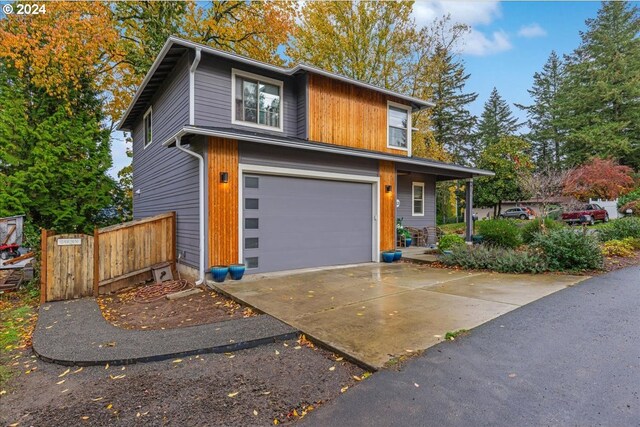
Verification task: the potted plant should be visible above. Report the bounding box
[382,251,395,263]
[396,218,412,247]
[210,265,229,283]
[228,264,246,280]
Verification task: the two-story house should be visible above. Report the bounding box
[117,37,493,282]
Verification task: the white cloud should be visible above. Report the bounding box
[461,28,512,56]
[517,23,547,38]
[412,0,502,26]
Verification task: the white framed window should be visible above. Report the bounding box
[412,182,424,216]
[387,101,411,152]
[143,107,153,148]
[232,69,283,132]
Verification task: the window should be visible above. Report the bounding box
[143,107,152,148]
[245,176,259,188]
[387,102,411,151]
[245,237,259,249]
[246,257,259,269]
[232,69,283,131]
[412,182,424,216]
[245,198,259,210]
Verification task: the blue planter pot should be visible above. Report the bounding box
[229,264,246,281]
[393,250,402,261]
[382,251,395,263]
[210,266,229,283]
[405,237,412,247]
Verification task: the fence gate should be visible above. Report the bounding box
[43,233,94,302]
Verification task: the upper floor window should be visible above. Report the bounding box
[412,182,425,216]
[387,102,411,151]
[232,69,283,132]
[143,107,152,148]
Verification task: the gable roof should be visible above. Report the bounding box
[117,36,435,131]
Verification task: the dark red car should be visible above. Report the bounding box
[561,203,609,225]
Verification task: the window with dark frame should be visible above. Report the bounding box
[143,108,152,147]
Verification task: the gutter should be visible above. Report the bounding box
[174,134,205,286]
[189,47,202,125]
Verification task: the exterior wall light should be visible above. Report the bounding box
[220,172,229,183]
[385,185,392,193]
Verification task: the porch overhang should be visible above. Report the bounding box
[162,125,494,180]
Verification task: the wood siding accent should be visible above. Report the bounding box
[379,160,396,251]
[208,137,239,266]
[307,73,410,155]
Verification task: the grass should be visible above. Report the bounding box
[439,222,465,235]
[0,281,39,385]
[444,329,468,341]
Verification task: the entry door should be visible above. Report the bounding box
[242,174,373,273]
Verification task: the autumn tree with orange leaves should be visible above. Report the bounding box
[563,158,636,202]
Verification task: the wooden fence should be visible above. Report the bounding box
[40,212,176,303]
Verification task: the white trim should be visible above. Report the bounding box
[231,68,284,133]
[237,163,380,265]
[412,182,425,217]
[143,107,153,149]
[386,101,412,156]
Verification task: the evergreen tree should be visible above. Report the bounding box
[516,51,565,169]
[428,45,478,165]
[556,1,640,169]
[477,88,520,152]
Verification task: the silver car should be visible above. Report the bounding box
[499,207,534,220]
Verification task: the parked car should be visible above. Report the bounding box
[499,207,535,220]
[561,203,609,225]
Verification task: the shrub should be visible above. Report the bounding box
[521,218,564,244]
[441,246,548,274]
[438,234,465,252]
[532,228,603,271]
[618,187,640,208]
[601,240,635,257]
[476,220,522,249]
[622,237,640,250]
[597,217,640,241]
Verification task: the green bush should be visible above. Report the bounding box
[476,219,522,249]
[532,228,603,271]
[521,218,565,244]
[622,237,640,250]
[618,187,640,208]
[441,246,548,274]
[597,217,640,241]
[601,239,635,257]
[438,234,466,252]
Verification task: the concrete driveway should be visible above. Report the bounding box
[214,263,585,369]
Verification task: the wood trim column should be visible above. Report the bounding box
[379,160,396,251]
[207,137,239,266]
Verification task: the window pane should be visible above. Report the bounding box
[413,185,423,199]
[245,237,259,249]
[414,200,423,214]
[245,198,259,209]
[243,79,258,123]
[389,127,407,148]
[246,257,259,269]
[245,176,259,188]
[388,106,408,129]
[245,218,259,229]
[258,82,280,127]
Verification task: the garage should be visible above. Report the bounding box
[241,173,375,273]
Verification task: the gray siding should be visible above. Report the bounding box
[239,142,378,176]
[397,172,436,243]
[131,54,200,268]
[194,55,300,138]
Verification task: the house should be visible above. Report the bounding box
[117,37,493,282]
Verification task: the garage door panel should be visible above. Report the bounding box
[242,174,373,273]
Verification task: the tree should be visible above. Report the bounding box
[518,166,569,216]
[516,51,565,169]
[555,1,640,170]
[427,45,478,165]
[476,88,521,152]
[563,158,636,202]
[474,136,534,216]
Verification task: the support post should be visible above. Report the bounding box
[465,178,474,243]
[93,228,99,296]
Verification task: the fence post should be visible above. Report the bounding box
[93,228,99,296]
[171,211,177,272]
[39,228,49,304]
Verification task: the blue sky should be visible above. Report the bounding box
[109,1,604,177]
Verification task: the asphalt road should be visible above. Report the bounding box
[306,266,640,427]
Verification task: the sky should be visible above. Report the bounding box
[108,1,604,178]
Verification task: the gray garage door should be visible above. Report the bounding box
[242,174,373,273]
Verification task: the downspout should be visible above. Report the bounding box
[175,135,205,285]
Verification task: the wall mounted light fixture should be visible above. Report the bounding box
[385,185,392,193]
[220,172,229,183]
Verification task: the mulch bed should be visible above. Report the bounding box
[97,285,256,330]
[1,338,370,426]
[600,250,640,273]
